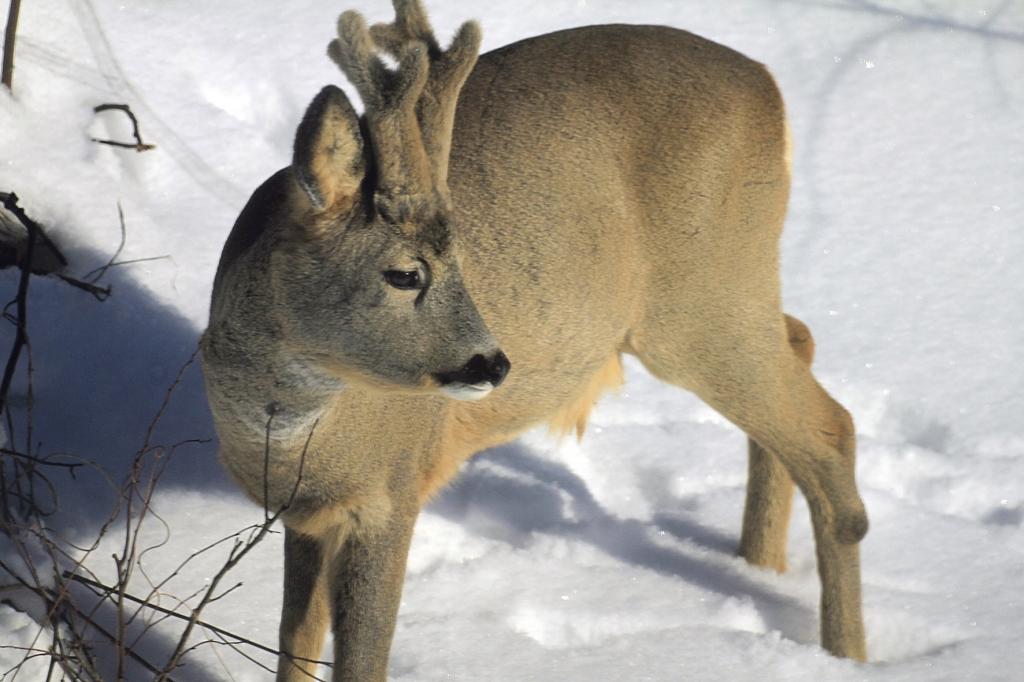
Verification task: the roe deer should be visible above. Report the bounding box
[201,1,868,678]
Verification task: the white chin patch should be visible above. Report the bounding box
[440,382,494,402]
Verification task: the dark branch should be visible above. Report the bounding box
[0,192,35,423]
[2,0,21,90]
[54,273,111,301]
[91,104,157,152]
[0,191,68,273]
[63,572,333,670]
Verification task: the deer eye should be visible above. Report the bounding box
[383,269,422,290]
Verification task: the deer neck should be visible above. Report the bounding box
[205,317,344,447]
[263,347,344,443]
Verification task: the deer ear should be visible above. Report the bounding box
[292,85,365,212]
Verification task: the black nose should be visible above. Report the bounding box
[436,350,511,388]
[484,350,511,387]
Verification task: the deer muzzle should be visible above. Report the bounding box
[434,350,511,401]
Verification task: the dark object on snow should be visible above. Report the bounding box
[91,103,156,152]
[0,191,67,274]
[0,192,67,275]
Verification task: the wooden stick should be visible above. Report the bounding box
[2,0,21,90]
[91,104,156,152]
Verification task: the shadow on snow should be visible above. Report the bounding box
[429,442,818,646]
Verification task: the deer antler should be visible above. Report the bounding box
[328,11,434,218]
[369,0,482,203]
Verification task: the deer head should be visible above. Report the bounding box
[273,0,508,400]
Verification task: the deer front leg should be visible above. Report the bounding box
[328,501,419,681]
[278,528,331,682]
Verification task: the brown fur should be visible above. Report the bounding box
[202,3,869,679]
[548,353,625,440]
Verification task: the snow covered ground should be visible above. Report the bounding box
[1,0,1022,679]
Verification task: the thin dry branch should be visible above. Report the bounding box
[51,586,170,681]
[1,349,209,678]
[0,558,102,681]
[89,201,128,282]
[54,272,111,301]
[0,448,86,473]
[0,192,37,423]
[108,349,201,679]
[91,103,156,152]
[63,573,332,672]
[1,0,20,90]
[82,202,170,285]
[0,252,325,680]
[156,416,318,679]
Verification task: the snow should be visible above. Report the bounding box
[0,604,52,680]
[2,0,1022,680]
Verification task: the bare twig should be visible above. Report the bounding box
[84,201,127,283]
[2,0,21,90]
[96,254,171,271]
[91,103,156,152]
[0,192,36,426]
[1,348,210,678]
[156,416,317,679]
[0,559,103,681]
[0,270,325,680]
[1,193,99,314]
[63,572,332,672]
[75,202,171,294]
[52,273,111,300]
[155,526,273,678]
[208,624,328,681]
[0,448,86,473]
[110,350,201,679]
[52,586,171,681]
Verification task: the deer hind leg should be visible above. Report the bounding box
[278,527,333,682]
[631,312,867,660]
[738,314,815,573]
